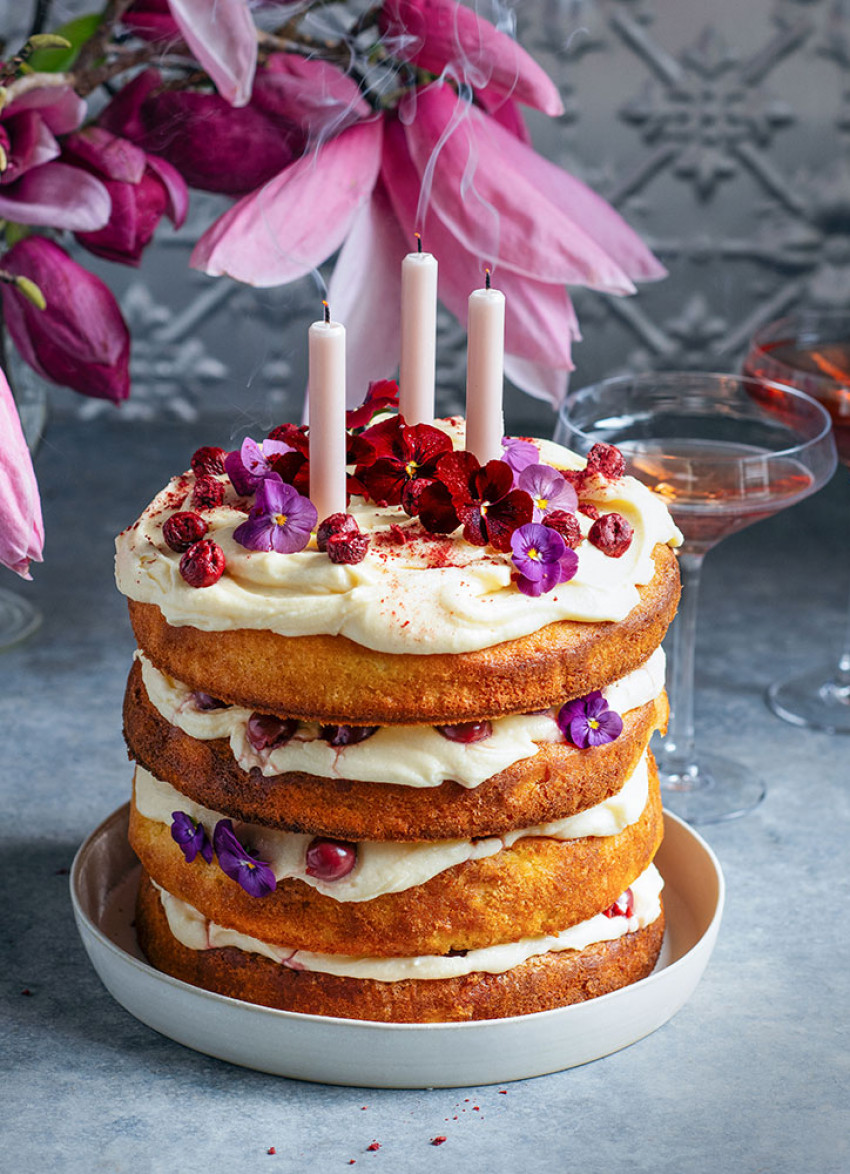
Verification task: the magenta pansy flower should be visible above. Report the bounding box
[518,464,579,522]
[501,438,540,484]
[212,819,276,897]
[510,522,578,597]
[233,477,317,553]
[557,692,624,749]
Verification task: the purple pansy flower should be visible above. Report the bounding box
[510,522,578,597]
[501,437,540,485]
[233,477,317,553]
[518,463,578,522]
[212,819,277,898]
[225,436,292,496]
[170,811,213,864]
[557,692,624,749]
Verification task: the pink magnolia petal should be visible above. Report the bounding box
[255,56,370,142]
[168,0,257,107]
[477,90,532,145]
[0,111,59,184]
[62,127,148,184]
[327,177,406,406]
[4,79,87,134]
[504,353,570,407]
[145,154,189,227]
[382,117,573,367]
[0,162,111,231]
[0,365,43,578]
[404,86,636,292]
[381,0,563,116]
[191,118,383,287]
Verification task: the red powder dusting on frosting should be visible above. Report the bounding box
[267,1147,276,1155]
[366,1141,381,1151]
[431,1137,447,1146]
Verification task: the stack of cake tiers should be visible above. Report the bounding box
[116,412,682,1023]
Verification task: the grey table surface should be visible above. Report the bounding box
[2,414,848,1174]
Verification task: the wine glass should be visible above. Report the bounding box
[743,311,850,732]
[555,372,837,824]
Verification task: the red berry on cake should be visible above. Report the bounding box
[162,511,209,553]
[588,512,634,557]
[603,888,635,919]
[585,443,626,480]
[327,529,369,565]
[246,713,299,751]
[543,510,582,548]
[435,720,493,743]
[305,838,357,881]
[191,476,226,511]
[191,446,227,476]
[316,512,359,551]
[179,538,226,587]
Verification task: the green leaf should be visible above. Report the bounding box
[25,14,102,72]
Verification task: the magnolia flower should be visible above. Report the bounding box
[165,0,256,107]
[61,126,187,265]
[0,365,43,579]
[192,55,663,405]
[1,237,131,403]
[0,76,110,232]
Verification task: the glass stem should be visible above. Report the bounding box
[660,551,704,779]
[836,575,850,682]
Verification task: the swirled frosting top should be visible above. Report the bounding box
[115,420,681,656]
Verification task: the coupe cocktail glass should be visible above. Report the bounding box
[744,311,850,732]
[555,372,837,823]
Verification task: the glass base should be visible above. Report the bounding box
[658,751,766,825]
[767,665,850,733]
[0,585,42,650]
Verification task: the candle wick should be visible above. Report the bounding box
[484,268,491,290]
[415,232,422,254]
[322,299,330,324]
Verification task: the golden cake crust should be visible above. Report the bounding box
[135,870,665,1022]
[127,544,679,724]
[128,767,663,957]
[124,658,668,839]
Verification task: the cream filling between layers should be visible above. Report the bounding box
[115,424,681,656]
[134,751,650,902]
[136,647,666,789]
[152,862,664,980]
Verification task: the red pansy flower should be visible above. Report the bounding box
[418,452,533,551]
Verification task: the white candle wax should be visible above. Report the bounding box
[399,250,438,425]
[465,285,505,464]
[308,318,347,522]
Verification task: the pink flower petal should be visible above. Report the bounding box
[0,161,111,231]
[477,91,531,145]
[0,365,43,578]
[191,118,383,287]
[404,85,636,292]
[168,0,257,107]
[255,56,370,142]
[62,126,148,184]
[382,116,573,367]
[145,153,189,227]
[327,176,407,406]
[381,0,563,116]
[4,79,87,134]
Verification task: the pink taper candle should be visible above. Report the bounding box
[399,234,437,424]
[308,302,347,523]
[465,273,505,464]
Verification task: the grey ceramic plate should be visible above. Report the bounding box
[71,804,724,1088]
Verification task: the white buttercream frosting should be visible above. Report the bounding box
[152,862,663,980]
[115,421,681,655]
[134,751,651,902]
[136,647,666,790]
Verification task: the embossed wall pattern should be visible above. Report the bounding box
[2,0,846,436]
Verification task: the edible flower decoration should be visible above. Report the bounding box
[224,436,292,496]
[170,812,213,865]
[510,522,578,596]
[212,819,277,898]
[501,437,540,484]
[346,379,399,432]
[518,464,578,523]
[417,452,533,550]
[557,692,624,749]
[233,478,317,554]
[354,415,453,514]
